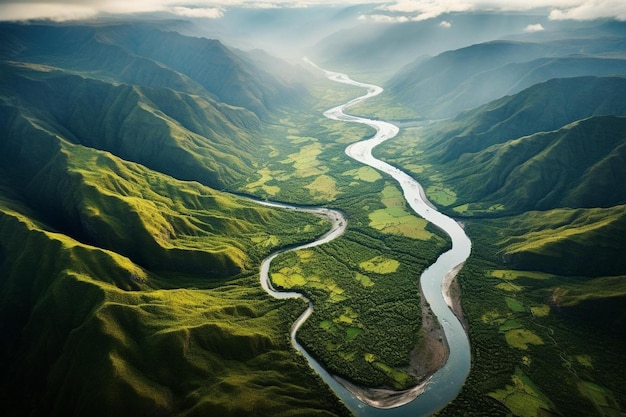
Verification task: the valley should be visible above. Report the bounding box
[1,5,625,417]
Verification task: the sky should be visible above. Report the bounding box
[0,0,625,22]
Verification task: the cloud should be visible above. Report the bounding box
[376,0,626,22]
[439,20,452,28]
[0,2,98,21]
[1,1,626,22]
[359,14,410,23]
[549,1,626,20]
[523,23,545,32]
[171,6,224,18]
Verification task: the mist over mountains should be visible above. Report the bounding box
[1,5,626,417]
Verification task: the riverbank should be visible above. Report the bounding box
[333,276,467,408]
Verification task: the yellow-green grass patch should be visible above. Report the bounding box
[453,203,469,214]
[403,163,425,174]
[305,175,339,201]
[342,166,382,183]
[355,273,375,287]
[286,135,316,144]
[453,203,505,215]
[496,281,524,292]
[504,329,544,350]
[578,381,620,410]
[481,309,507,325]
[346,327,362,342]
[244,167,281,196]
[575,355,593,369]
[490,269,553,280]
[488,368,554,417]
[339,351,357,361]
[499,319,523,332]
[369,208,433,240]
[359,256,400,274]
[371,184,434,239]
[426,185,457,206]
[270,271,306,288]
[251,235,279,247]
[505,297,527,313]
[320,320,334,331]
[372,362,413,389]
[297,250,315,261]
[530,304,550,317]
[282,143,327,177]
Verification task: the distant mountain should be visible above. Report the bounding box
[311,13,562,76]
[0,23,305,119]
[425,76,626,165]
[387,37,626,118]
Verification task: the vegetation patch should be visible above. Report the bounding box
[282,142,328,178]
[575,355,593,369]
[244,167,281,196]
[271,269,307,288]
[481,309,506,325]
[578,381,621,412]
[490,270,553,280]
[499,319,523,332]
[372,362,413,389]
[355,273,375,287]
[505,297,527,313]
[346,327,363,342]
[342,166,382,183]
[488,368,555,417]
[305,175,339,201]
[359,256,400,274]
[504,329,544,350]
[530,304,550,317]
[496,281,524,292]
[369,184,434,240]
[426,185,457,206]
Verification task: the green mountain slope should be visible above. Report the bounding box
[0,22,349,417]
[0,23,304,119]
[426,76,626,164]
[1,61,259,188]
[382,69,626,415]
[444,115,626,212]
[0,122,342,416]
[472,205,626,277]
[0,189,343,416]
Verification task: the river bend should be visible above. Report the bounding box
[259,63,472,417]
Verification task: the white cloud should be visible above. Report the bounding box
[359,14,410,23]
[376,0,626,22]
[1,1,626,22]
[0,2,98,21]
[439,20,452,28]
[171,6,224,18]
[523,23,545,32]
[549,1,626,20]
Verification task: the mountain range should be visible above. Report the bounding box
[2,11,626,417]
[0,22,348,417]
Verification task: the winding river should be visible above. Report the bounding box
[259,63,472,417]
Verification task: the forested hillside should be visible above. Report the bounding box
[0,22,349,417]
[379,28,626,414]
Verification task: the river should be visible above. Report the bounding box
[259,63,472,417]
